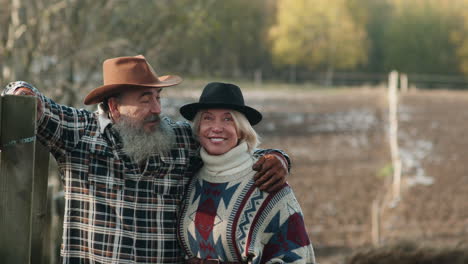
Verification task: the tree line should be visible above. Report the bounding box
[2,0,468,105]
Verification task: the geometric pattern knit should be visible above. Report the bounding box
[178,143,316,264]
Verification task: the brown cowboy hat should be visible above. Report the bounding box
[84,55,182,105]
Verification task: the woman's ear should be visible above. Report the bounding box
[237,133,243,145]
[108,97,120,121]
[238,131,243,140]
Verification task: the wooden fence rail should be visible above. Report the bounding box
[0,95,50,264]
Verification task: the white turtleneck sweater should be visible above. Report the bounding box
[178,142,316,264]
[198,141,256,183]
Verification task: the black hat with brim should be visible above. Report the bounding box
[180,82,262,125]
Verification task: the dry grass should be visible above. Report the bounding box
[165,85,468,264]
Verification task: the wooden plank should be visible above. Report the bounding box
[30,142,50,264]
[45,181,62,264]
[41,184,54,264]
[0,95,37,264]
[0,97,2,171]
[371,199,380,246]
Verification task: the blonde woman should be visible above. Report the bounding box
[177,82,316,264]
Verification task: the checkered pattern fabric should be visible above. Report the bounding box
[10,81,290,264]
[35,93,201,264]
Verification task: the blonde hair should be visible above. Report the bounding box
[192,109,261,152]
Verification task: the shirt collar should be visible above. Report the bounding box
[97,103,113,133]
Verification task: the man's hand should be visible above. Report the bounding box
[12,87,36,96]
[2,81,39,96]
[253,153,288,192]
[2,84,42,121]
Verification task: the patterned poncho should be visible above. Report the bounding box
[178,142,316,264]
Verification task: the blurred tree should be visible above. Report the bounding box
[0,0,207,106]
[268,0,368,85]
[0,0,127,105]
[40,0,125,106]
[165,0,273,79]
[3,0,468,92]
[451,0,468,75]
[382,0,460,75]
[347,0,393,73]
[0,0,57,84]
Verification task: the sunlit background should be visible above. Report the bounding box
[1,0,468,263]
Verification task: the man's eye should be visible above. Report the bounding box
[141,97,153,103]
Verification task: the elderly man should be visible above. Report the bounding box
[2,55,290,264]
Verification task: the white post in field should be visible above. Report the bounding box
[371,199,380,245]
[388,71,401,202]
[400,73,408,93]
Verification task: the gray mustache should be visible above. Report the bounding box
[144,115,161,123]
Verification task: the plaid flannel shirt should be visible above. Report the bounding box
[36,93,202,264]
[25,85,290,264]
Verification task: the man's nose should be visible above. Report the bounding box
[150,100,161,114]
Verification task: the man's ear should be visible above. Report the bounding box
[108,97,120,120]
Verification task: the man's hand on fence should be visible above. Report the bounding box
[2,82,43,121]
[2,81,39,96]
[13,87,36,96]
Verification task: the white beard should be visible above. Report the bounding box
[113,116,175,163]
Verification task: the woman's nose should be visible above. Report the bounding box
[211,124,223,132]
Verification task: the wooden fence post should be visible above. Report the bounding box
[0,95,51,264]
[31,142,50,264]
[43,182,61,264]
[371,199,380,246]
[388,71,402,202]
[400,73,409,93]
[0,95,37,263]
[254,69,263,87]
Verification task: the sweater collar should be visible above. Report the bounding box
[200,141,254,181]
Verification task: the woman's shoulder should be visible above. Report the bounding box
[264,182,293,198]
[260,183,304,216]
